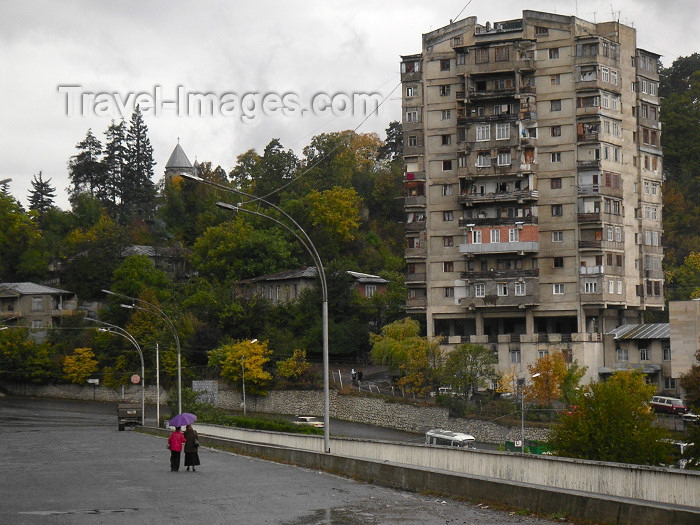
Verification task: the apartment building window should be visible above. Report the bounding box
[441,109,451,120]
[550,74,560,85]
[452,36,463,46]
[401,61,420,73]
[441,134,451,145]
[490,229,500,243]
[553,283,565,295]
[608,279,615,294]
[440,59,450,71]
[551,99,562,111]
[443,261,454,272]
[444,287,455,298]
[474,48,489,64]
[616,348,629,362]
[476,125,490,141]
[494,46,509,62]
[551,125,562,137]
[406,86,416,97]
[32,297,43,311]
[584,280,597,293]
[472,230,482,244]
[509,228,519,242]
[607,226,614,241]
[535,26,549,35]
[615,226,622,242]
[551,204,563,216]
[406,237,419,248]
[611,70,618,85]
[442,160,453,171]
[612,122,620,136]
[663,347,671,361]
[497,151,511,166]
[549,48,560,59]
[477,151,491,167]
[616,254,623,267]
[408,136,417,147]
[443,236,454,247]
[497,283,508,296]
[639,346,649,361]
[665,377,677,390]
[510,350,521,364]
[366,285,377,298]
[551,177,562,189]
[515,282,526,296]
[551,152,561,163]
[458,153,467,166]
[617,280,623,294]
[442,184,453,196]
[554,257,564,268]
[443,211,454,222]
[496,123,509,140]
[439,85,451,96]
[32,319,43,329]
[475,283,485,297]
[552,231,563,242]
[406,110,418,122]
[601,67,610,83]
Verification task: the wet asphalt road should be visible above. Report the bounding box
[0,396,551,524]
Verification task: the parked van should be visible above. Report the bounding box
[425,429,476,448]
[650,396,688,415]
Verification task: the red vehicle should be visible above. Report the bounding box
[650,396,688,415]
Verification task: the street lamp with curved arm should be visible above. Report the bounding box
[215,201,330,452]
[101,289,182,415]
[180,173,330,453]
[85,317,145,425]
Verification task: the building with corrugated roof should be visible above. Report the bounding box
[0,282,79,339]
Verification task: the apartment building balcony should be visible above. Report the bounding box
[405,247,426,259]
[460,291,539,310]
[579,265,604,275]
[403,144,423,156]
[468,87,517,101]
[578,240,625,251]
[458,189,538,206]
[404,195,426,207]
[577,132,599,143]
[644,269,664,279]
[577,159,601,170]
[575,78,621,94]
[406,297,427,309]
[404,171,425,181]
[577,211,624,225]
[577,184,624,199]
[461,268,539,280]
[643,245,664,255]
[643,294,665,309]
[456,111,518,124]
[404,221,425,232]
[403,120,423,132]
[459,215,538,227]
[0,311,20,320]
[406,272,426,283]
[459,241,538,255]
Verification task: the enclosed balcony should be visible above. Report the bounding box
[459,240,538,255]
[458,189,538,206]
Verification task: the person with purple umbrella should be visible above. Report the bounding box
[167,426,187,471]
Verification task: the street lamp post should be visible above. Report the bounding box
[85,318,145,426]
[179,172,331,453]
[102,290,182,415]
[520,372,541,453]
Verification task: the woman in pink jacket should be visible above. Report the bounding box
[167,427,187,472]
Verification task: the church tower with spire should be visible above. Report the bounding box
[164,140,195,182]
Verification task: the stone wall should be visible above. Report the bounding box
[0,382,549,444]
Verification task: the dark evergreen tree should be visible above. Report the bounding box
[122,106,156,220]
[27,171,56,224]
[102,119,128,214]
[67,129,106,206]
[377,121,403,162]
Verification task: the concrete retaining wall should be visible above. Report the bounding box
[193,423,700,509]
[145,426,700,525]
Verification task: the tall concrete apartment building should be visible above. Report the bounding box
[402,11,664,384]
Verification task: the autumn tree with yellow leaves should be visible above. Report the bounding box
[63,347,98,384]
[208,339,273,396]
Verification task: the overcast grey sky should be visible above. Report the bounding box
[1,0,697,209]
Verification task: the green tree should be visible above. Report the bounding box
[370,317,443,395]
[208,339,272,395]
[0,193,48,281]
[550,370,670,465]
[442,343,497,395]
[122,106,156,220]
[680,348,700,408]
[63,347,99,384]
[0,328,60,383]
[68,129,106,205]
[102,119,127,214]
[377,121,403,162]
[27,171,56,222]
[667,252,700,300]
[110,255,172,302]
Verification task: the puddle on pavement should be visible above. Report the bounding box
[282,507,378,525]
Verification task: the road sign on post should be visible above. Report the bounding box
[131,374,140,384]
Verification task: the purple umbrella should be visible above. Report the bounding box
[169,412,197,427]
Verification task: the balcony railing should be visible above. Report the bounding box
[404,221,425,232]
[459,216,538,227]
[578,240,624,250]
[461,269,539,280]
[405,273,426,283]
[404,195,426,207]
[459,241,539,254]
[458,189,538,205]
